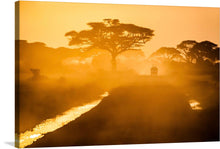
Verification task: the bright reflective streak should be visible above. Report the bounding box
[30,134,41,139]
[189,99,203,110]
[17,92,109,148]
[100,91,109,97]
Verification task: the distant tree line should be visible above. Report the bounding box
[149,40,219,65]
[65,18,219,71]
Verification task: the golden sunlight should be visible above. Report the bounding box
[16,92,109,148]
[188,99,203,110]
[15,1,219,147]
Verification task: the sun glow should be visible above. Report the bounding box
[16,92,109,148]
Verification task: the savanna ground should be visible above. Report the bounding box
[16,61,219,147]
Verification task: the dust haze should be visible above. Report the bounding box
[15,4,219,147]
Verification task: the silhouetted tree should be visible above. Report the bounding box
[177,40,198,63]
[65,19,154,70]
[149,47,182,62]
[209,47,220,63]
[191,41,219,64]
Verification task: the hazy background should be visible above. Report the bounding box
[18,1,219,57]
[14,0,219,148]
[0,0,220,149]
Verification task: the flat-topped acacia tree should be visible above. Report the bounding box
[65,19,154,71]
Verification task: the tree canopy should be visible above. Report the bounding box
[65,19,154,70]
[177,40,198,63]
[150,40,219,65]
[149,47,181,62]
[191,41,219,64]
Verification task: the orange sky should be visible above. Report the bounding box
[18,1,219,57]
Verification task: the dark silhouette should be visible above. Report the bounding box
[65,19,154,70]
[149,40,219,66]
[29,69,47,81]
[149,47,182,62]
[191,41,219,64]
[30,69,41,80]
[177,40,198,63]
[151,66,158,76]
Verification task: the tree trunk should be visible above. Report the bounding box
[111,55,117,71]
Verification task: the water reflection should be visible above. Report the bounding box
[16,92,109,148]
[189,99,203,110]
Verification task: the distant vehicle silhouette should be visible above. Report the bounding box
[30,69,46,80]
[151,66,158,76]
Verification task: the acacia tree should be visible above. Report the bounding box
[191,41,219,64]
[149,47,182,62]
[177,40,198,63]
[65,19,154,70]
